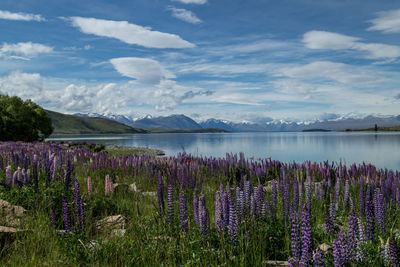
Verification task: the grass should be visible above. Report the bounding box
[0,141,399,266]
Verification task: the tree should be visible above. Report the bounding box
[0,95,53,141]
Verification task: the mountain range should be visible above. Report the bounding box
[74,112,400,132]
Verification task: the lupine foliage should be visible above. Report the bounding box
[0,141,399,266]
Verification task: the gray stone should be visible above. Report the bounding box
[0,199,26,227]
[96,215,126,232]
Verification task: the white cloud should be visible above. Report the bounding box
[0,71,47,103]
[0,42,53,59]
[0,10,45,21]
[368,9,400,33]
[276,61,386,85]
[70,17,195,49]
[172,0,207,4]
[302,30,400,59]
[110,57,175,84]
[167,6,202,24]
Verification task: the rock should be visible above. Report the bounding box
[129,183,137,192]
[318,243,332,253]
[0,226,28,240]
[142,191,156,197]
[0,199,26,227]
[96,215,126,232]
[264,260,289,266]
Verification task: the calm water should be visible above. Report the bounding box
[47,132,400,170]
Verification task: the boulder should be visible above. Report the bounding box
[129,183,137,192]
[265,260,289,266]
[96,215,126,232]
[318,243,332,253]
[0,199,26,227]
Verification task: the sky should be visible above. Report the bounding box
[0,0,399,123]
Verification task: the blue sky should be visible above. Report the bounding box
[0,0,399,122]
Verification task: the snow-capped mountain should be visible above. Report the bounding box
[74,112,400,132]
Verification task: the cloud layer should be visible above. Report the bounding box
[302,30,400,59]
[0,10,45,21]
[172,0,207,4]
[368,9,400,33]
[70,17,195,49]
[0,42,53,59]
[167,6,202,24]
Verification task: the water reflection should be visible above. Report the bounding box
[48,132,400,170]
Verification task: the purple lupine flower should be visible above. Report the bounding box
[79,197,85,232]
[228,193,238,244]
[325,205,334,235]
[198,194,210,235]
[244,180,251,209]
[293,178,299,212]
[343,178,350,210]
[300,205,312,265]
[62,197,71,232]
[250,193,256,218]
[388,237,399,266]
[290,210,301,260]
[334,176,340,203]
[356,220,366,262]
[359,178,365,217]
[193,195,199,225]
[313,249,325,267]
[32,154,38,191]
[87,176,92,197]
[330,202,336,226]
[5,165,12,186]
[283,183,290,225]
[373,188,385,234]
[105,174,113,196]
[256,184,264,215]
[333,233,346,267]
[167,183,174,225]
[366,196,375,241]
[288,258,299,267]
[347,213,358,262]
[215,192,223,232]
[179,190,188,234]
[271,180,277,220]
[222,190,229,229]
[157,172,165,214]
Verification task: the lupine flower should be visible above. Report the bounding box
[199,194,210,235]
[157,172,165,214]
[343,178,350,210]
[290,210,301,260]
[347,213,358,262]
[228,194,238,244]
[244,180,251,209]
[222,190,229,229]
[356,220,366,262]
[313,249,325,267]
[359,178,365,217]
[105,174,113,196]
[5,165,12,186]
[193,196,199,225]
[325,205,334,235]
[215,192,223,232]
[62,197,71,232]
[388,237,399,266]
[79,197,85,232]
[179,190,188,234]
[333,233,346,267]
[87,176,92,197]
[300,205,312,265]
[373,188,385,234]
[366,197,375,241]
[271,180,277,220]
[167,183,174,225]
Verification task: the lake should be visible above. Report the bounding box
[47,132,400,170]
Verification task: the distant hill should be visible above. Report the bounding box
[131,114,202,130]
[46,110,147,134]
[74,112,400,132]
